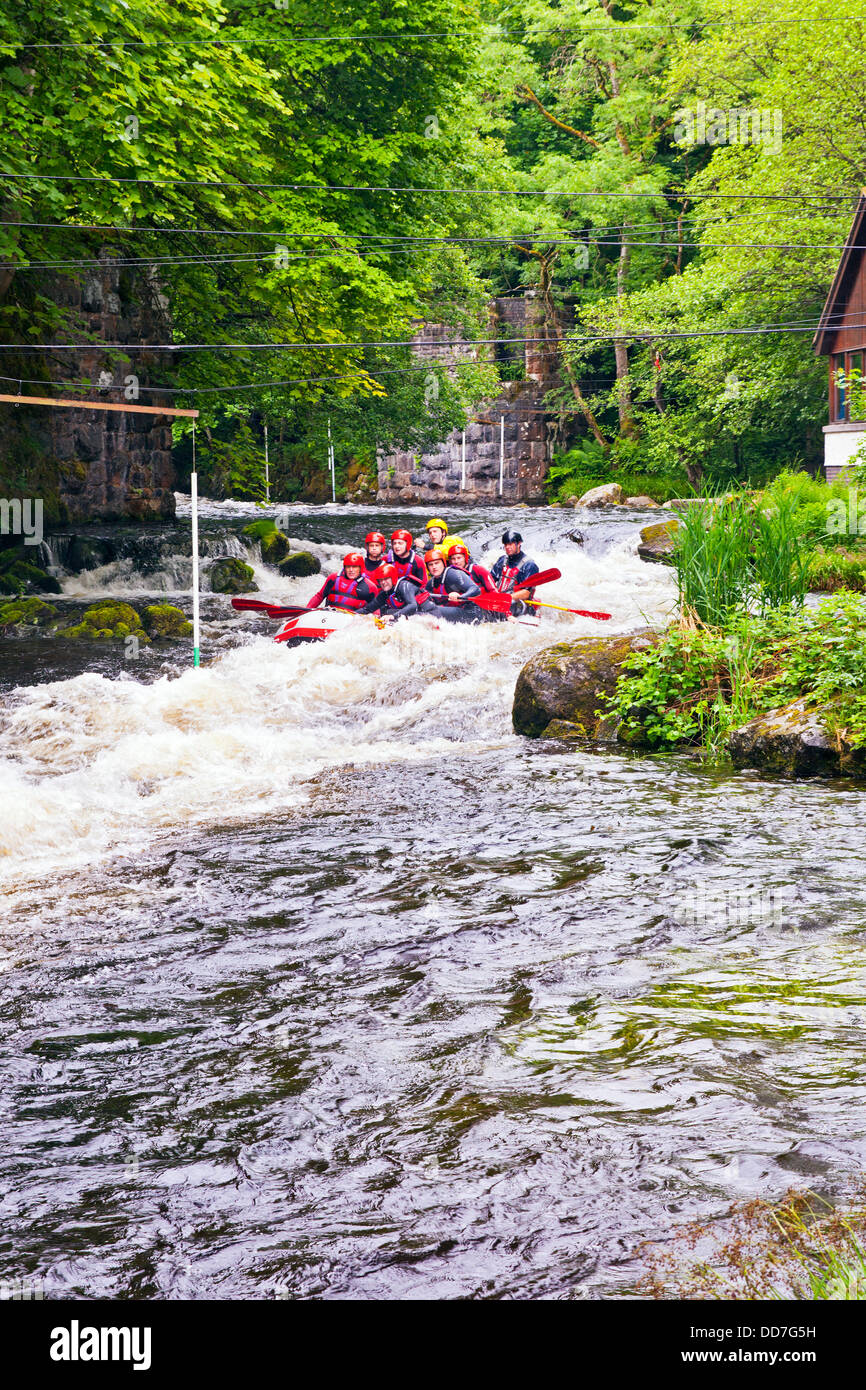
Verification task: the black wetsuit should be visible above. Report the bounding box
[425,565,502,623]
[363,576,426,618]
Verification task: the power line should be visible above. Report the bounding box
[0,171,854,201]
[7,17,866,49]
[1,314,860,353]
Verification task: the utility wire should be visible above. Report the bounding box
[0,172,854,201]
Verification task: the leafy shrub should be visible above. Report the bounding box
[608,594,866,753]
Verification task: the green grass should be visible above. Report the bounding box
[640,1189,866,1300]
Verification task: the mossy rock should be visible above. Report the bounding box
[513,629,661,738]
[0,596,58,629]
[58,600,150,643]
[209,557,257,594]
[637,519,680,565]
[66,536,114,572]
[260,529,292,565]
[727,698,866,778]
[0,546,62,595]
[141,603,193,639]
[241,519,278,544]
[278,550,320,577]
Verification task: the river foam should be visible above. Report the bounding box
[2,514,675,889]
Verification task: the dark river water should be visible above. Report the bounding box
[2,499,865,1300]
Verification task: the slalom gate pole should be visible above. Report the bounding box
[499,415,504,496]
[264,422,270,504]
[191,423,201,668]
[461,429,466,491]
[328,418,336,502]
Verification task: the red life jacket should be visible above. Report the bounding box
[327,574,367,611]
[387,549,424,584]
[470,562,496,592]
[495,563,522,593]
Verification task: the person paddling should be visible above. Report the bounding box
[447,541,497,593]
[362,563,426,619]
[490,530,539,612]
[422,517,449,552]
[307,552,379,611]
[363,531,388,580]
[423,548,481,605]
[387,529,427,586]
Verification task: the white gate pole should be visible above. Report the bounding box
[190,422,201,669]
[461,429,466,491]
[328,417,336,502]
[264,422,270,504]
[499,414,505,497]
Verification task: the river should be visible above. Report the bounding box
[1,499,864,1300]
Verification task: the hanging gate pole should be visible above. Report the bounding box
[191,422,201,669]
[499,415,505,497]
[461,429,466,491]
[264,422,270,504]
[328,418,336,502]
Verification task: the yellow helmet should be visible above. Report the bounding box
[442,533,465,554]
[425,517,449,536]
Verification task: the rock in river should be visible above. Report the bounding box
[637,519,680,565]
[572,482,624,508]
[209,557,257,594]
[727,699,866,778]
[512,628,661,739]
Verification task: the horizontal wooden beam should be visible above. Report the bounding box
[0,393,198,418]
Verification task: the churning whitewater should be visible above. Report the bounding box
[0,504,675,891]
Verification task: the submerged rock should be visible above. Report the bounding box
[637,519,680,565]
[141,603,193,640]
[278,550,320,577]
[210,557,257,594]
[573,482,624,509]
[512,628,661,739]
[727,699,866,778]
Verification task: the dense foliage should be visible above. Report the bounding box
[3,1,866,495]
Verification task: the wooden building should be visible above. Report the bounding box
[813,192,866,480]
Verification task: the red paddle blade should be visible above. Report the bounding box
[571,608,612,620]
[469,591,513,613]
[523,567,561,588]
[231,598,313,619]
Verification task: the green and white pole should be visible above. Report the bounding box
[191,422,201,668]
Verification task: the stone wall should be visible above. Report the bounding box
[377,295,560,505]
[0,252,176,523]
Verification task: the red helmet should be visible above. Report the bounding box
[425,548,448,569]
[365,531,386,546]
[391,529,413,549]
[343,551,365,569]
[448,544,469,565]
[377,563,399,584]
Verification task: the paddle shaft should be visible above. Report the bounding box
[527,598,612,620]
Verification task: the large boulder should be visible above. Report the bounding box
[727,699,866,778]
[512,628,661,739]
[0,596,58,633]
[209,557,257,594]
[573,482,624,509]
[638,519,680,565]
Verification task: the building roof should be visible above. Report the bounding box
[813,192,866,356]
